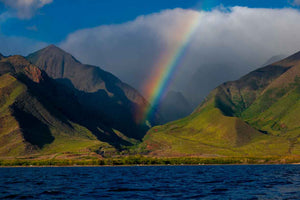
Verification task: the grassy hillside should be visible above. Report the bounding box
[0,74,112,157]
[141,52,300,157]
[0,55,122,158]
[142,99,291,157]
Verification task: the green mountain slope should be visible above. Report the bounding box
[0,55,128,157]
[241,55,300,153]
[142,51,300,157]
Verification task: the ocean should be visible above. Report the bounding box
[1,165,300,199]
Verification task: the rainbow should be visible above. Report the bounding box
[139,10,204,124]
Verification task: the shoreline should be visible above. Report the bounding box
[1,163,300,168]
[1,156,300,167]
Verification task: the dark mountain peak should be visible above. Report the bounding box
[162,90,191,109]
[160,90,192,123]
[27,45,82,79]
[42,45,76,58]
[263,54,286,66]
[165,90,186,100]
[27,45,160,139]
[280,50,300,63]
[29,44,80,63]
[46,44,59,49]
[27,46,112,91]
[43,44,64,52]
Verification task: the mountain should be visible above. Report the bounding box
[0,55,111,157]
[182,64,241,108]
[182,55,286,109]
[263,54,286,66]
[159,90,192,123]
[27,45,159,140]
[0,46,160,158]
[141,51,300,157]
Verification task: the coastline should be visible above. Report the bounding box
[1,156,300,167]
[1,163,300,168]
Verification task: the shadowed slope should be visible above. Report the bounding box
[0,55,130,156]
[159,91,192,123]
[27,45,160,140]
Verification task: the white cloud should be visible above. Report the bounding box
[0,0,52,19]
[60,7,300,104]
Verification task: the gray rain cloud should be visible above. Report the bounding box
[60,7,300,105]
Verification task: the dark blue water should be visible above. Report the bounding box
[1,165,300,199]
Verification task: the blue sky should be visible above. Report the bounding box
[0,0,297,44]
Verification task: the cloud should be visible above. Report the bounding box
[0,0,52,19]
[60,7,300,105]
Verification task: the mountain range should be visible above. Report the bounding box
[142,52,300,157]
[0,45,300,159]
[0,45,159,157]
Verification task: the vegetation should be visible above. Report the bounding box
[0,54,123,157]
[2,46,300,164]
[141,51,300,157]
[1,155,300,166]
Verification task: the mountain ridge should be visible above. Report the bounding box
[159,90,192,123]
[0,55,104,156]
[141,50,300,157]
[1,46,300,159]
[0,47,157,157]
[27,45,160,140]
